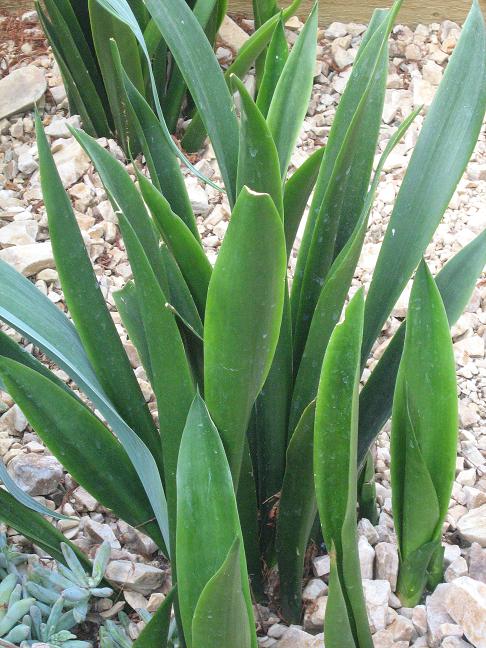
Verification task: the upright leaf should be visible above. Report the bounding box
[314,290,373,648]
[255,16,288,118]
[204,188,286,484]
[358,227,486,468]
[232,74,283,216]
[267,4,318,178]
[176,396,256,648]
[191,539,253,648]
[292,4,398,366]
[116,209,195,553]
[362,0,486,361]
[391,261,457,606]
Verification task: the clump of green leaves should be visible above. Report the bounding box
[0,0,485,645]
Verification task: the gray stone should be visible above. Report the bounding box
[302,578,328,602]
[275,626,323,647]
[469,543,486,583]
[84,518,120,549]
[358,518,380,545]
[426,583,455,647]
[444,577,486,648]
[0,220,38,246]
[0,66,47,120]
[7,453,63,496]
[362,579,391,632]
[312,554,330,578]
[445,557,468,582]
[105,560,165,595]
[218,16,249,52]
[0,242,54,276]
[375,542,399,591]
[441,638,474,648]
[457,504,486,546]
[358,535,375,579]
[303,595,327,632]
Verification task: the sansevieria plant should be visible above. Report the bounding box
[0,0,485,645]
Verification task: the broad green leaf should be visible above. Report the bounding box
[267,4,318,178]
[292,4,398,364]
[116,209,195,552]
[0,259,170,553]
[204,187,286,483]
[358,227,486,469]
[0,489,92,572]
[181,0,304,152]
[0,358,164,550]
[324,548,357,648]
[69,127,169,294]
[191,538,254,648]
[89,0,144,152]
[255,15,288,118]
[36,114,160,462]
[276,401,316,622]
[232,74,283,217]
[283,147,324,256]
[290,108,420,432]
[314,289,373,648]
[115,57,198,238]
[396,540,440,609]
[113,281,153,384]
[176,395,256,648]
[391,261,457,605]
[133,587,175,648]
[362,0,486,361]
[137,172,211,316]
[142,0,239,202]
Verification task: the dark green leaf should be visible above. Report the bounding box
[0,358,164,550]
[255,16,288,118]
[36,114,160,462]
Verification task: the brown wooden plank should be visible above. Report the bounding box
[229,0,486,25]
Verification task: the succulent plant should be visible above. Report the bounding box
[0,535,114,647]
[0,533,28,579]
[0,574,35,643]
[28,543,113,623]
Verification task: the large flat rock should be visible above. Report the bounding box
[0,66,47,120]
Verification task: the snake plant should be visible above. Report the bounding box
[0,0,485,645]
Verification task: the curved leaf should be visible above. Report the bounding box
[0,358,164,549]
[191,538,254,648]
[204,187,286,483]
[176,395,255,648]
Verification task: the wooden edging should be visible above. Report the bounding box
[229,0,486,25]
